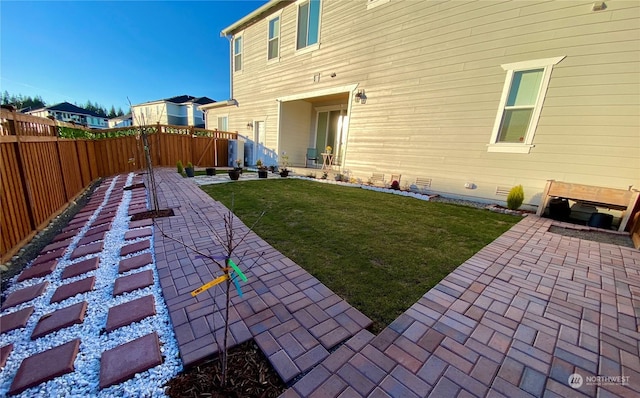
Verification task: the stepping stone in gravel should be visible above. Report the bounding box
[0,307,34,334]
[93,215,114,227]
[8,339,80,396]
[124,228,152,240]
[99,332,162,389]
[50,277,96,303]
[52,229,79,243]
[85,223,110,237]
[1,282,48,310]
[0,344,13,368]
[42,239,72,253]
[32,247,65,266]
[71,241,103,260]
[61,221,87,233]
[105,295,156,332]
[120,240,150,257]
[31,301,88,339]
[129,208,148,217]
[113,270,154,296]
[17,260,58,282]
[77,230,107,247]
[61,257,100,279]
[118,253,153,273]
[129,218,153,229]
[75,209,96,219]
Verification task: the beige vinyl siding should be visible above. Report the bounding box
[132,104,168,125]
[222,0,639,205]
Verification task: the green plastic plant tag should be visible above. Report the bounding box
[228,259,248,282]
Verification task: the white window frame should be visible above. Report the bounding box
[367,0,390,10]
[267,13,281,62]
[295,0,321,55]
[217,115,228,131]
[233,35,243,73]
[488,56,565,154]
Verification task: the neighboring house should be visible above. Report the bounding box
[108,113,133,128]
[131,95,215,127]
[26,102,109,129]
[201,0,639,209]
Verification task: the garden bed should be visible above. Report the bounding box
[165,341,286,398]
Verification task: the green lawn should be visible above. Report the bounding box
[201,179,519,332]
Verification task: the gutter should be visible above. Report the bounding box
[220,0,285,36]
[199,99,238,111]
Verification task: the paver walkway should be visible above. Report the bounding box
[3,167,639,397]
[285,217,640,397]
[161,169,639,397]
[152,169,373,382]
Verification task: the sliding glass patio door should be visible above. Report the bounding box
[315,108,348,166]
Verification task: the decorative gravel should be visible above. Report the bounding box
[0,173,181,397]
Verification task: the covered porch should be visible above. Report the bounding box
[276,85,356,170]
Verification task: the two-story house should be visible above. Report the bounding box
[131,95,215,127]
[26,102,109,129]
[108,113,133,128]
[201,0,639,210]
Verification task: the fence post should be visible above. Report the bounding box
[53,122,71,201]
[9,112,37,231]
[156,123,162,166]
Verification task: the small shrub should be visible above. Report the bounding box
[177,160,184,174]
[506,185,524,210]
[390,181,400,190]
[187,162,193,170]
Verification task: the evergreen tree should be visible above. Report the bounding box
[117,107,125,117]
[108,105,117,118]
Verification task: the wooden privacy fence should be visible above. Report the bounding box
[0,109,236,262]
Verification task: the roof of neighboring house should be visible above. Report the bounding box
[29,102,106,118]
[135,95,216,107]
[221,0,286,36]
[109,113,132,121]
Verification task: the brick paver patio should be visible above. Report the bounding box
[152,169,373,382]
[2,167,638,396]
[285,215,640,397]
[157,169,639,397]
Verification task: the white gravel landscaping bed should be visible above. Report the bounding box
[0,173,181,397]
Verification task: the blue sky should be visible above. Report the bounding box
[0,0,268,112]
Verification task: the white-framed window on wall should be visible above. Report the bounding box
[296,0,321,51]
[234,36,243,72]
[488,56,565,153]
[268,16,280,60]
[217,116,228,131]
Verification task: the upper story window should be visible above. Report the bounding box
[488,56,565,153]
[234,36,243,72]
[296,0,320,51]
[268,16,280,60]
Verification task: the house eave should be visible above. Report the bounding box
[199,99,238,111]
[221,0,286,36]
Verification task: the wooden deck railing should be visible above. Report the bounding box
[0,109,238,262]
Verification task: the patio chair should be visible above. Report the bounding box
[305,148,319,167]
